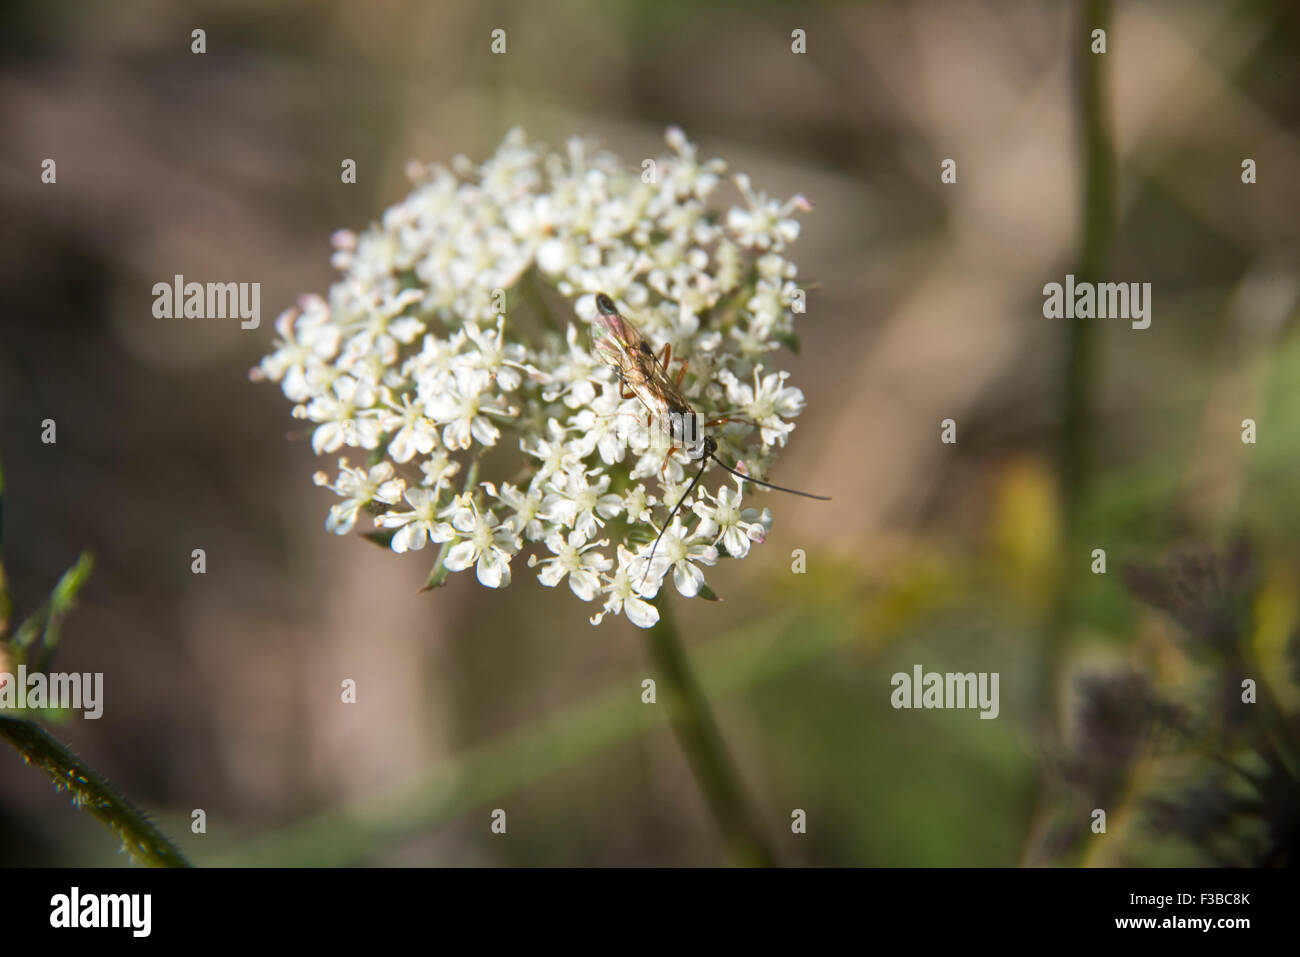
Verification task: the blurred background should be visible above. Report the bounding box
[1,0,1298,866]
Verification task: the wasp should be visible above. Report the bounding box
[591,292,828,586]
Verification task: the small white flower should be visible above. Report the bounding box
[568,386,632,465]
[380,390,439,463]
[419,448,461,492]
[726,174,811,251]
[743,505,773,544]
[256,298,341,403]
[621,485,657,525]
[642,517,718,598]
[541,467,623,538]
[590,546,662,628]
[424,366,516,450]
[336,286,426,370]
[540,325,603,410]
[528,529,611,600]
[462,316,533,392]
[312,459,405,535]
[692,485,762,559]
[663,125,726,201]
[522,418,580,487]
[378,488,453,553]
[305,374,382,454]
[715,365,804,448]
[404,331,463,386]
[443,505,519,588]
[493,481,546,542]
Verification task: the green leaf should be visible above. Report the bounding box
[697,582,723,602]
[51,551,94,613]
[362,529,396,548]
[14,551,94,671]
[420,538,455,592]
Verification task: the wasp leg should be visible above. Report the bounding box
[702,414,760,430]
[593,409,640,423]
[675,359,689,387]
[658,447,676,477]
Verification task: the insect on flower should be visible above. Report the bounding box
[255,127,821,628]
[591,292,829,586]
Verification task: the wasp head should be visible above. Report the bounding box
[693,434,717,461]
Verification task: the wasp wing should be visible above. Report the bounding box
[591,300,692,417]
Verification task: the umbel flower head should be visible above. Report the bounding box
[253,127,813,628]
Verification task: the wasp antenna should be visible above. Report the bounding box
[708,455,831,501]
[639,454,712,588]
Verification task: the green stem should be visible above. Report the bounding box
[1042,0,1115,737]
[0,715,190,867]
[646,592,777,866]
[1023,0,1115,865]
[422,457,480,591]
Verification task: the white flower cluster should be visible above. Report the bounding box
[253,127,812,628]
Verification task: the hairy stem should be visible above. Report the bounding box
[0,715,190,867]
[646,592,777,866]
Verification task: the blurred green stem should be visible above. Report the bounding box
[207,604,839,866]
[520,268,561,335]
[646,593,777,867]
[1041,0,1115,736]
[1024,0,1115,864]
